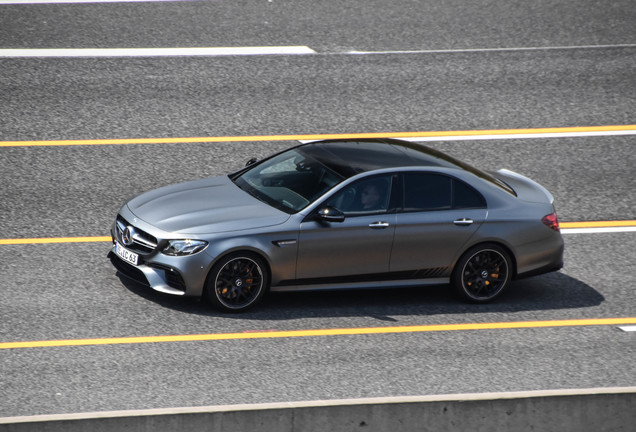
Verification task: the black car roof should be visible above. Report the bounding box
[299,138,465,178]
[298,138,517,196]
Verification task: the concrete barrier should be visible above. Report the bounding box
[1,387,635,432]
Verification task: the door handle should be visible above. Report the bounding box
[369,221,390,229]
[453,218,474,226]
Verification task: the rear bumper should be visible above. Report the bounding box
[515,259,564,280]
[514,235,564,279]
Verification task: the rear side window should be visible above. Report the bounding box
[402,173,486,211]
[403,173,452,210]
[453,178,486,209]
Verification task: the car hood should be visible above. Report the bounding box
[126,176,290,234]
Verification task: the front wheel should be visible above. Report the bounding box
[204,253,269,312]
[452,244,512,303]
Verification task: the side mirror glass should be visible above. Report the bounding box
[316,206,345,223]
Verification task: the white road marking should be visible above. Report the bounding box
[346,44,636,55]
[618,326,636,332]
[561,227,636,234]
[0,46,317,58]
[403,130,636,142]
[298,129,636,145]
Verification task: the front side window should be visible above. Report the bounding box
[402,172,486,211]
[325,175,393,215]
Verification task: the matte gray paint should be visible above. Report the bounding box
[109,142,564,305]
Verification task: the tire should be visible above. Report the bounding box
[452,244,512,303]
[204,253,269,312]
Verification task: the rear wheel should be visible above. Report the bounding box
[452,244,512,303]
[204,253,269,312]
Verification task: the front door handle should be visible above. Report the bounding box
[369,221,390,229]
[453,218,474,226]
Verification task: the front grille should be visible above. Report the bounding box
[116,215,158,254]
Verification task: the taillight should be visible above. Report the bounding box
[542,213,560,232]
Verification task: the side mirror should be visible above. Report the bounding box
[316,206,345,223]
[245,158,258,167]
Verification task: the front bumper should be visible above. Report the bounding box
[108,212,212,297]
[108,248,188,295]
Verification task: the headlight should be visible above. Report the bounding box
[162,239,208,256]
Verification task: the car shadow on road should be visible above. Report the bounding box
[118,270,603,321]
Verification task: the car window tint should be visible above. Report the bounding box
[453,179,486,209]
[403,173,452,211]
[326,175,392,215]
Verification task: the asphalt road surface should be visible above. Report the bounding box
[1,0,635,418]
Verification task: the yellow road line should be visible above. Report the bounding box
[1,221,634,245]
[0,236,111,245]
[2,317,636,350]
[560,220,636,228]
[2,125,636,147]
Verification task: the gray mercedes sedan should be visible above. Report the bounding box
[109,139,563,312]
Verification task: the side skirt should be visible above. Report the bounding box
[271,277,450,293]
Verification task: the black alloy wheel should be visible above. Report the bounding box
[452,244,512,303]
[205,254,268,312]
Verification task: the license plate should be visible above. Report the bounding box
[115,241,139,266]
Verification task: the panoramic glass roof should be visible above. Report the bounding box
[299,139,462,178]
[298,139,516,196]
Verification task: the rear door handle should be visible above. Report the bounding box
[453,218,474,226]
[369,221,390,229]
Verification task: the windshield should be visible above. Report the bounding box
[232,149,345,214]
